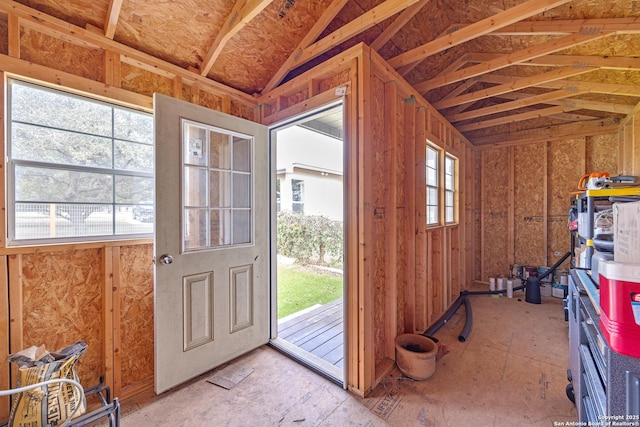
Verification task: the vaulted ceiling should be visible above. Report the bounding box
[5,0,640,146]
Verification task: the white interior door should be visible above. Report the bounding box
[154,94,269,393]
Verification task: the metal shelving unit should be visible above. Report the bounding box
[573,187,640,269]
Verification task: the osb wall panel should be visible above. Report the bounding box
[448,227,461,298]
[370,73,388,367]
[317,69,351,93]
[427,229,443,322]
[18,249,103,387]
[20,29,104,82]
[120,63,172,99]
[548,139,584,268]
[474,151,482,280]
[230,101,255,122]
[514,143,546,267]
[0,14,7,55]
[118,244,154,390]
[197,90,222,111]
[481,148,510,280]
[586,133,618,175]
[635,112,640,175]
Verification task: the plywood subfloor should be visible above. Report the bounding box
[115,290,576,426]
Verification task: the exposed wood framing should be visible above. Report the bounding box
[199,0,273,77]
[104,0,124,39]
[281,0,421,77]
[370,0,430,51]
[0,256,9,420]
[473,118,621,147]
[388,0,572,70]
[8,14,20,58]
[457,105,581,132]
[0,1,256,105]
[263,0,348,92]
[415,32,611,93]
[496,92,635,116]
[434,67,598,109]
[447,89,590,122]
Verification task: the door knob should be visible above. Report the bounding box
[159,254,174,265]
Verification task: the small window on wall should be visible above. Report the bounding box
[445,154,457,223]
[426,145,439,225]
[7,79,154,245]
[292,179,304,214]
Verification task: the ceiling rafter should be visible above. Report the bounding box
[199,0,274,77]
[433,66,596,109]
[457,104,581,132]
[447,88,590,122]
[387,0,571,70]
[472,117,621,146]
[491,16,640,35]
[263,0,348,93]
[104,0,123,39]
[466,52,640,71]
[415,32,612,93]
[370,0,430,51]
[496,91,635,115]
[280,0,422,77]
[481,74,640,97]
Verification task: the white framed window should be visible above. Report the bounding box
[445,154,457,224]
[426,145,439,225]
[7,79,154,245]
[291,179,304,214]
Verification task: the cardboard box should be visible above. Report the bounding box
[614,200,640,263]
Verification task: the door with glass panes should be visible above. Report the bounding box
[154,94,269,393]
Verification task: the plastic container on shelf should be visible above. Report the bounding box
[599,261,640,358]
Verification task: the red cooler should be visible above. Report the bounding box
[599,261,640,358]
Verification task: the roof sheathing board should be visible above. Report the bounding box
[208,0,334,94]
[14,0,106,29]
[115,0,235,71]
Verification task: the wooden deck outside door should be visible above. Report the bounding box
[154,94,269,393]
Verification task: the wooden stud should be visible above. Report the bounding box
[543,143,549,267]
[358,47,374,395]
[172,76,183,100]
[0,256,9,420]
[8,255,23,385]
[346,56,360,395]
[8,14,20,59]
[507,147,515,266]
[415,107,427,332]
[111,247,122,397]
[103,247,115,397]
[384,81,397,359]
[403,99,417,333]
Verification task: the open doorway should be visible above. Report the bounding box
[269,103,345,385]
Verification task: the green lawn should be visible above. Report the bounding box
[277,265,343,319]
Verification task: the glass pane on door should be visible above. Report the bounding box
[182,119,253,252]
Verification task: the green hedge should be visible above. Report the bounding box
[277,211,343,267]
